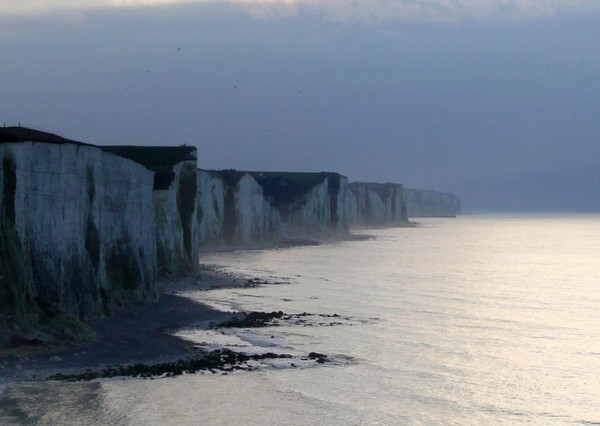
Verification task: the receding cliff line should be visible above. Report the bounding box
[197,169,281,247]
[1,125,462,349]
[348,182,408,226]
[196,170,351,248]
[403,188,462,218]
[250,171,351,237]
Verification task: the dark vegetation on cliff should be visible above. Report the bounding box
[1,182,95,349]
[177,163,198,268]
[249,172,327,207]
[0,153,37,331]
[249,171,327,207]
[103,146,196,190]
[102,146,196,172]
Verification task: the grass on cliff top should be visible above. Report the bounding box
[102,146,196,172]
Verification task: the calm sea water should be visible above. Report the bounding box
[1,215,599,425]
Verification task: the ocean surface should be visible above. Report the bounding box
[1,214,599,425]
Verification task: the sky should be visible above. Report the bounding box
[1,0,600,211]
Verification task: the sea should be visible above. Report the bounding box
[1,214,599,425]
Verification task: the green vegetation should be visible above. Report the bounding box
[0,153,37,338]
[106,240,143,292]
[0,152,95,348]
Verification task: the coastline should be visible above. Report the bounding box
[0,268,248,385]
[1,230,383,385]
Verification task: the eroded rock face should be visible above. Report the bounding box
[0,151,37,329]
[102,146,200,276]
[153,160,199,275]
[251,171,351,239]
[196,170,226,246]
[196,170,281,247]
[196,170,351,247]
[403,188,461,218]
[348,182,408,226]
[0,141,158,321]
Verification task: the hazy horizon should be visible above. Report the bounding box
[2,1,599,212]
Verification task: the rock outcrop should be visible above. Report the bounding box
[348,182,408,226]
[403,188,462,217]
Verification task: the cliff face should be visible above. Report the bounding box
[403,188,461,217]
[251,172,350,238]
[103,146,200,275]
[0,141,158,323]
[153,160,199,275]
[197,170,349,246]
[0,125,461,346]
[349,182,408,226]
[197,170,281,247]
[196,170,226,246]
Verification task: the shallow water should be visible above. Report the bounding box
[2,215,600,425]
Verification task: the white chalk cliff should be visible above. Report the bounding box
[197,170,281,247]
[403,188,461,217]
[348,182,408,226]
[0,126,462,344]
[0,138,157,321]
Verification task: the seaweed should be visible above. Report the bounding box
[46,349,295,381]
[216,311,285,328]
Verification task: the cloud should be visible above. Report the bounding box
[1,0,599,22]
[234,0,600,23]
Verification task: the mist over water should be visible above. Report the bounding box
[2,215,599,425]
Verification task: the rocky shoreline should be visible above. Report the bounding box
[0,267,336,385]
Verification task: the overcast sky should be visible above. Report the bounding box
[2,0,600,211]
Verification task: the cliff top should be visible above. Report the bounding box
[0,128,197,173]
[350,181,403,189]
[0,127,86,145]
[199,170,345,206]
[89,146,197,173]
[350,181,404,200]
[404,187,461,198]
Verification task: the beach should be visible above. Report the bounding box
[0,268,253,384]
